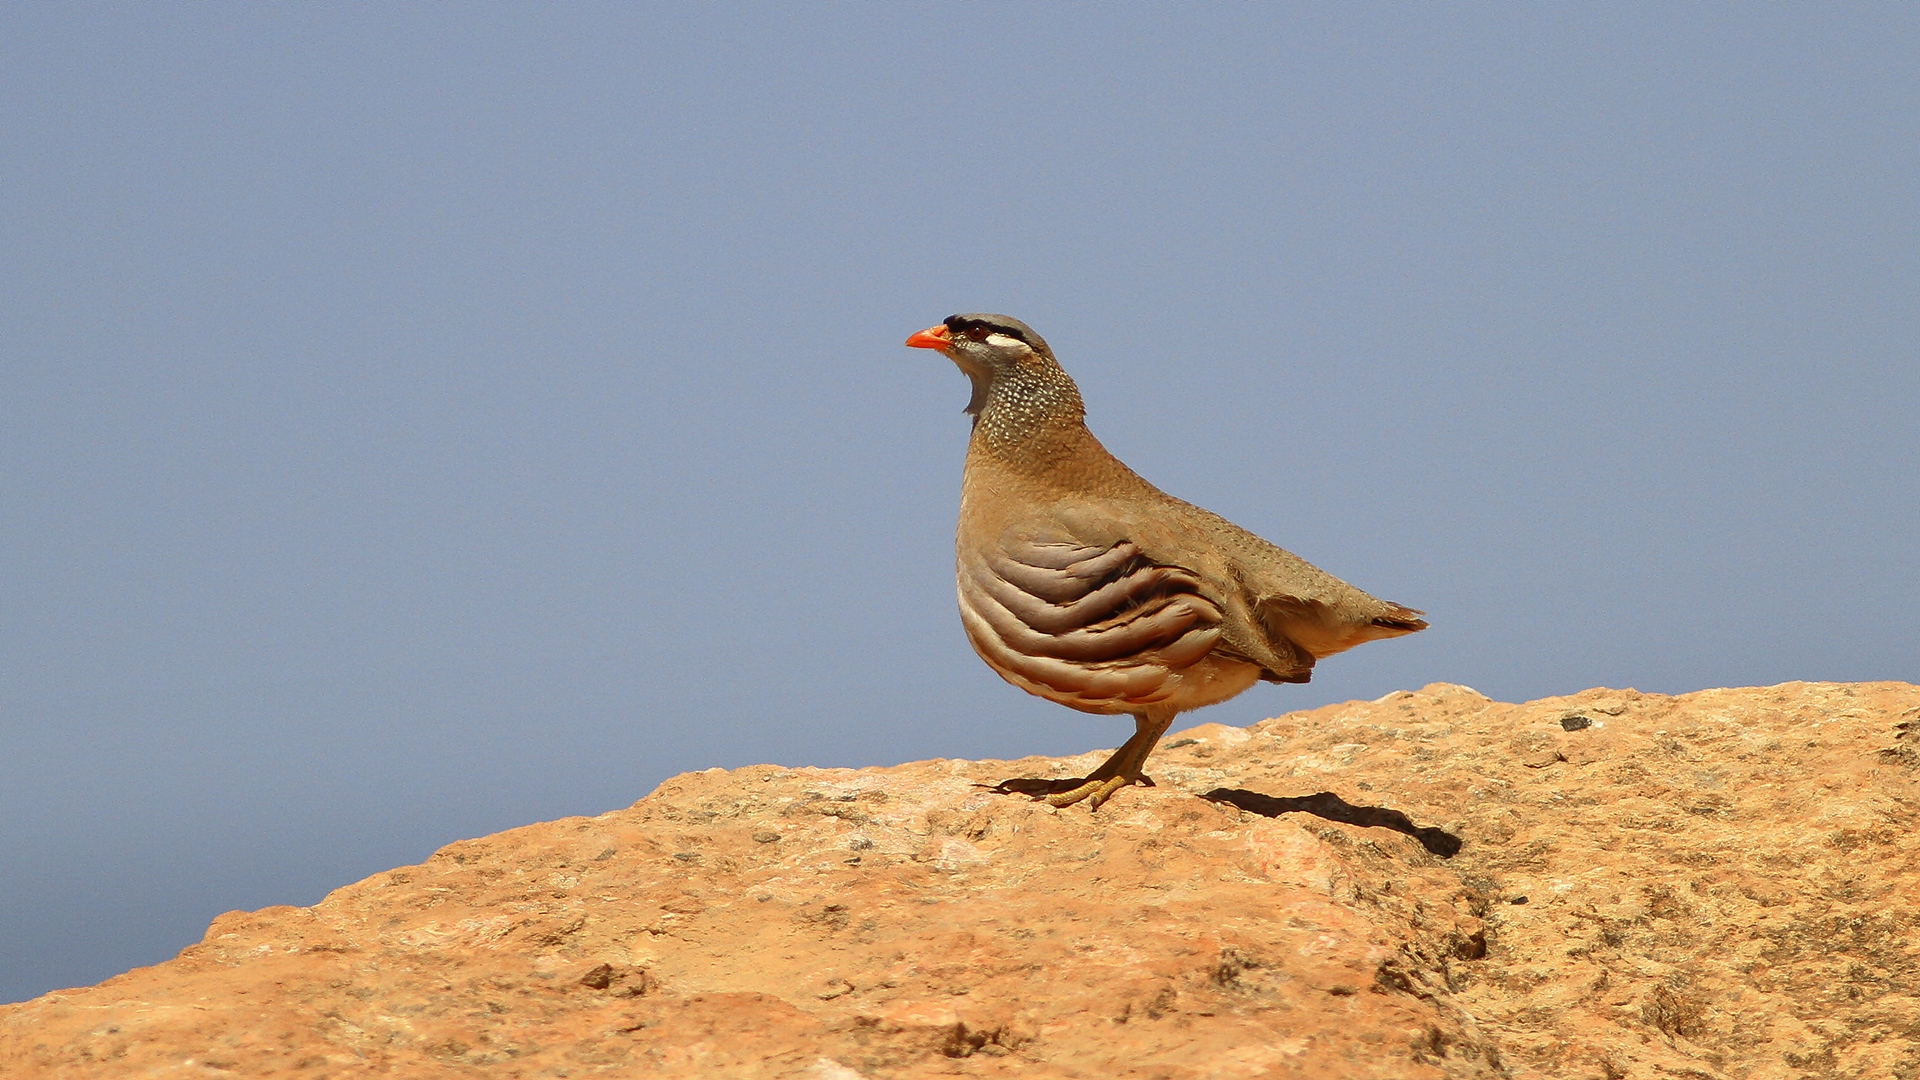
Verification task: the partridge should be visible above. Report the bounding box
[906,313,1426,810]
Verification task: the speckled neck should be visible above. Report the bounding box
[967,364,1091,462]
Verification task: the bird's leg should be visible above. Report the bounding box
[993,710,1178,811]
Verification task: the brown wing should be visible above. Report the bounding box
[957,537,1226,713]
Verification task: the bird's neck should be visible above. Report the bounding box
[967,368,1093,463]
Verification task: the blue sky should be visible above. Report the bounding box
[3,5,1915,1003]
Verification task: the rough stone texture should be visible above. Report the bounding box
[3,681,1917,1079]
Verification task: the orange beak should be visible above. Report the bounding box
[904,324,951,350]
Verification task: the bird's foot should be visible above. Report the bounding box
[989,773,1155,810]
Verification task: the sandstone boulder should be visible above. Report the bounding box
[4,681,1916,1078]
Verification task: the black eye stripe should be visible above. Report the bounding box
[945,315,1028,345]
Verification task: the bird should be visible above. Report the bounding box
[905,313,1426,810]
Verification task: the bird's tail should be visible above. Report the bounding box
[1370,603,1428,635]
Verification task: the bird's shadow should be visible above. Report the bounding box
[985,776,1156,798]
[1201,788,1463,858]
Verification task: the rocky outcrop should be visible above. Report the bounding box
[3,681,1916,1078]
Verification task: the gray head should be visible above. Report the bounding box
[904,313,1078,420]
[937,313,1051,355]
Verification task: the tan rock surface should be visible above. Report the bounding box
[4,681,1917,1079]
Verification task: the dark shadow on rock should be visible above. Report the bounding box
[1201,788,1463,858]
[981,775,1158,799]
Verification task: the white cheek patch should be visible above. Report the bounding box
[984,333,1027,350]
